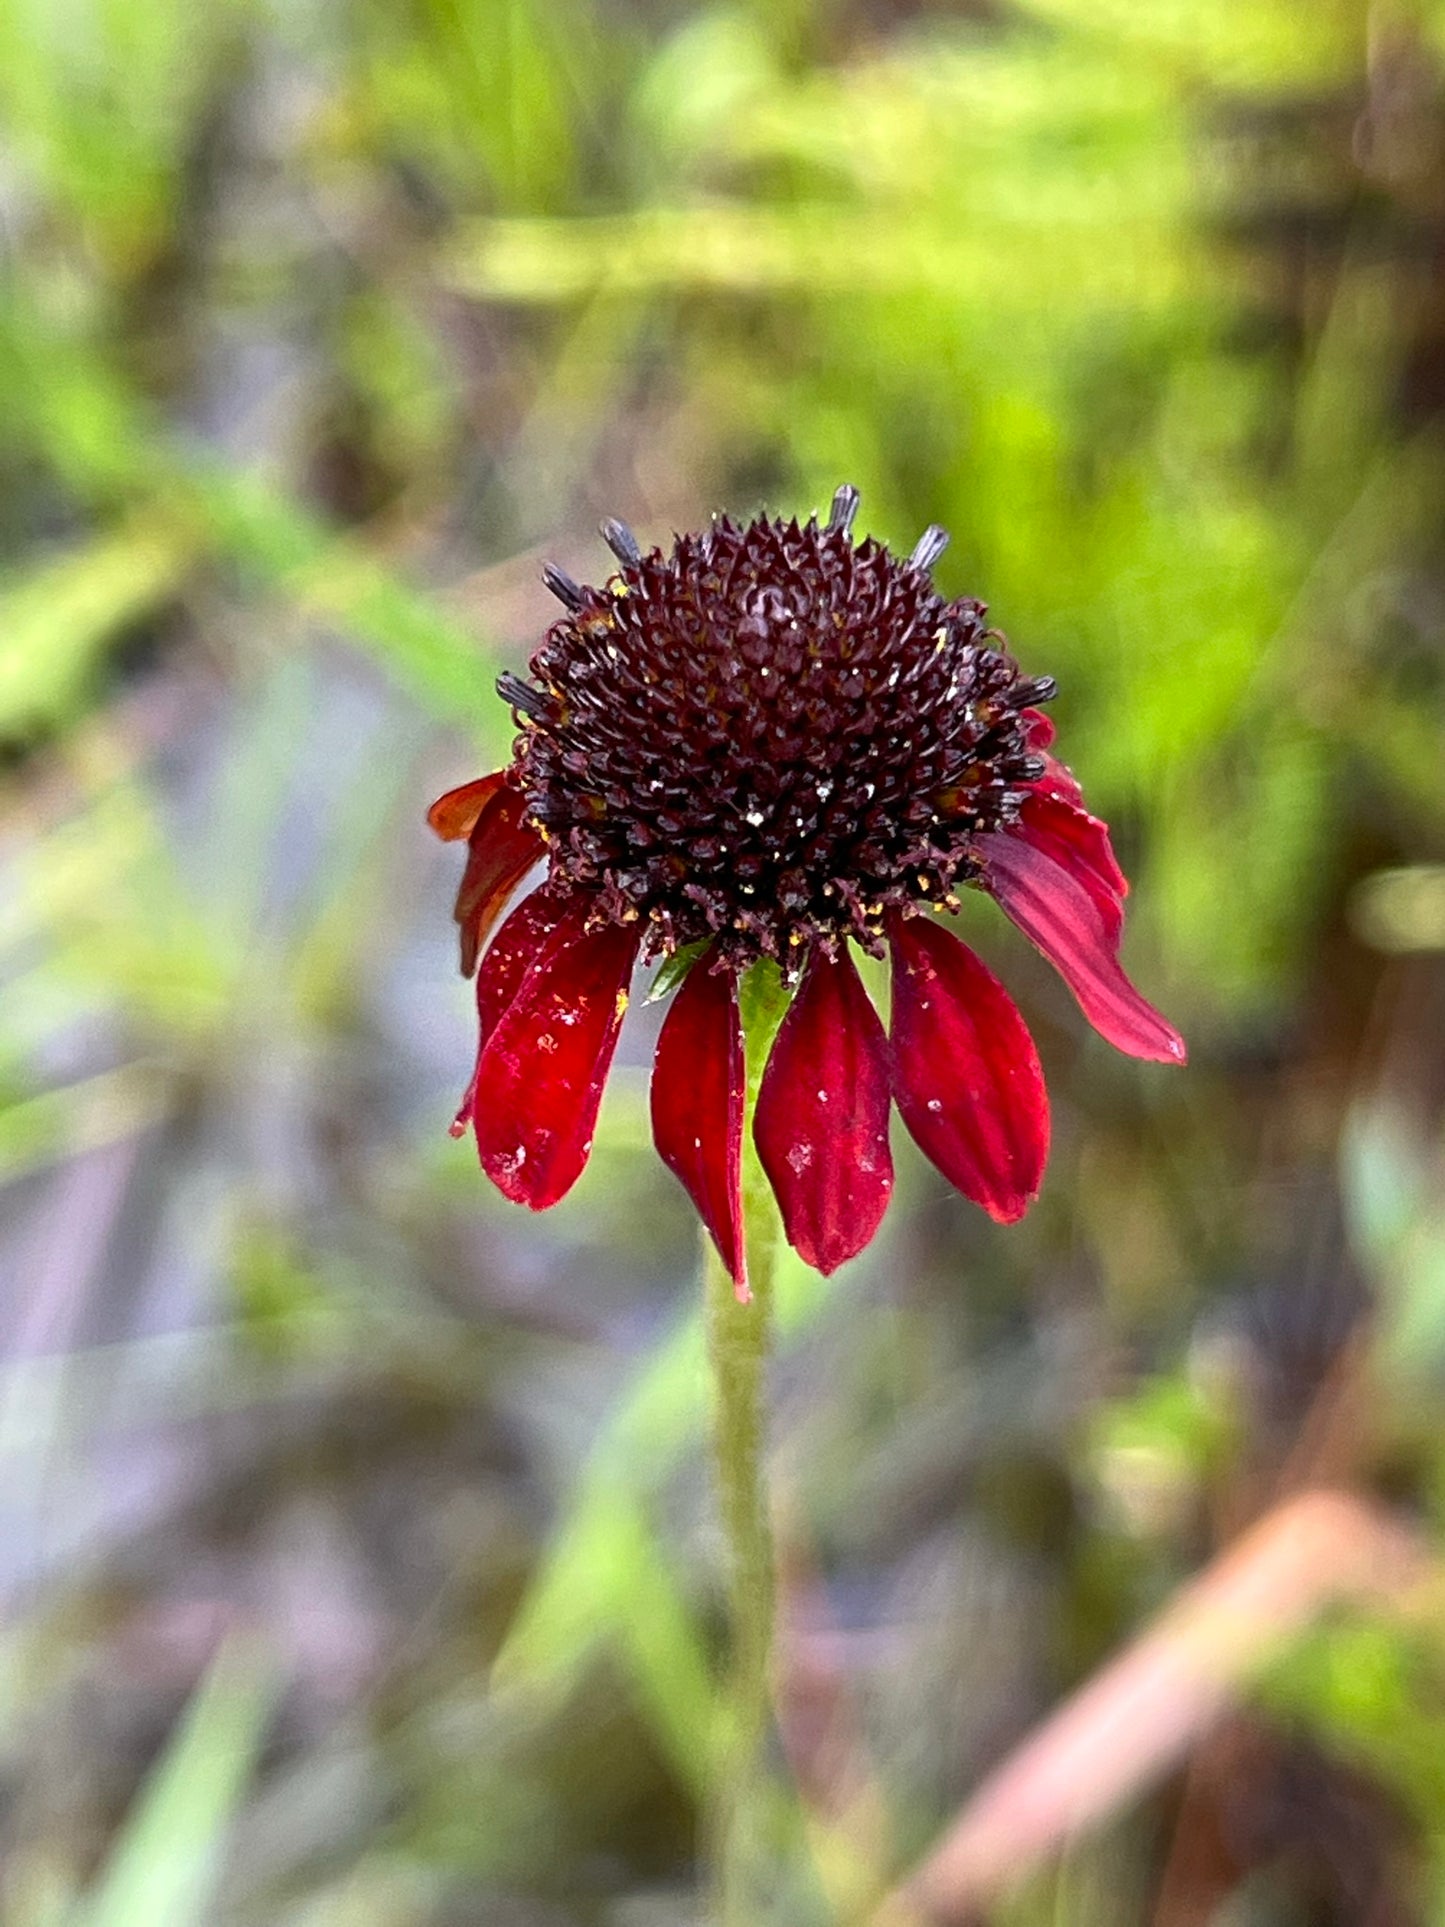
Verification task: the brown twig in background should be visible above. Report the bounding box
[882,1490,1433,1924]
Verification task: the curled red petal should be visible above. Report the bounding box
[754,945,893,1275]
[428,771,507,842]
[473,906,640,1207]
[454,787,547,976]
[651,952,748,1298]
[1014,792,1127,943]
[453,884,574,1136]
[1021,707,1056,750]
[887,913,1049,1223]
[977,830,1187,1065]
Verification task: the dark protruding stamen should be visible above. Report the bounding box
[600,518,641,565]
[827,484,860,536]
[497,671,552,722]
[542,562,584,610]
[1012,675,1058,707]
[909,525,949,572]
[1004,755,1049,783]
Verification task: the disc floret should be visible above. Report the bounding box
[504,491,1054,970]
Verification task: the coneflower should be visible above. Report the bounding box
[430,487,1184,1291]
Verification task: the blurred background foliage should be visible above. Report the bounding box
[3,0,1445,1919]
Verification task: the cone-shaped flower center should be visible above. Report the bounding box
[505,501,1053,968]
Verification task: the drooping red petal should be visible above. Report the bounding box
[472,906,641,1208]
[887,913,1049,1223]
[452,884,575,1137]
[427,771,508,842]
[454,786,547,976]
[1014,792,1127,943]
[753,945,893,1275]
[976,830,1187,1064]
[476,884,575,1041]
[651,952,748,1297]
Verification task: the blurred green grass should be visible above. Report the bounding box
[3,0,1445,1921]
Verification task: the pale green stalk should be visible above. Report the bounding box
[705,962,790,1923]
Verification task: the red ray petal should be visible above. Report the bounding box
[888,913,1049,1223]
[753,945,893,1275]
[454,787,547,976]
[473,907,641,1208]
[1031,753,1085,808]
[1014,792,1127,943]
[651,952,749,1298]
[452,885,574,1137]
[428,771,507,842]
[977,830,1187,1065]
[476,884,574,1042]
[1021,708,1056,750]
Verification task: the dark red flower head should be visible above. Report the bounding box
[430,488,1185,1293]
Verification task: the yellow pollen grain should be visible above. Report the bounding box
[615,989,630,1019]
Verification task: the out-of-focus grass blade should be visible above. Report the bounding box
[1351,865,1445,955]
[1007,0,1360,92]
[0,521,193,738]
[188,463,507,751]
[0,0,250,271]
[0,311,506,749]
[77,1639,276,1927]
[444,208,1208,309]
[2,785,228,1030]
[493,1245,832,1697]
[540,1489,719,1790]
[1342,1098,1445,1374]
[0,1067,172,1186]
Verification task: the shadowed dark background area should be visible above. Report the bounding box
[3,0,1445,1921]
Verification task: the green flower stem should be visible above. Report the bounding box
[705,961,791,1922]
[704,1190,780,1920]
